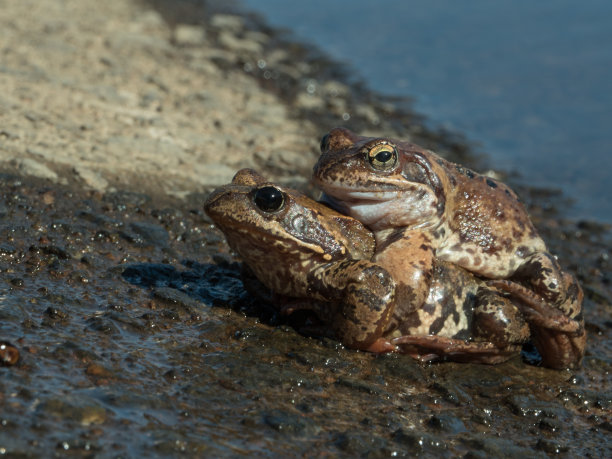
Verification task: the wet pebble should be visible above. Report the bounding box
[372,353,426,382]
[535,438,569,454]
[333,431,393,457]
[505,394,569,419]
[335,376,388,396]
[103,190,151,210]
[262,409,319,436]
[429,381,473,405]
[44,307,69,321]
[129,221,169,248]
[0,243,17,257]
[427,413,467,434]
[85,363,113,378]
[460,437,547,459]
[152,286,202,318]
[9,277,24,287]
[39,398,108,425]
[40,245,71,259]
[0,341,20,366]
[85,316,120,336]
[392,429,448,455]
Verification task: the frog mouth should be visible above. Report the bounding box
[320,191,402,229]
[320,189,399,207]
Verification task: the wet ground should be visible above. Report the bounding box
[1,0,611,457]
[0,172,610,457]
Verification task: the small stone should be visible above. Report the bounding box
[321,80,350,98]
[196,164,237,187]
[0,341,20,366]
[295,92,325,111]
[73,166,109,191]
[129,222,169,247]
[44,307,69,320]
[85,363,112,378]
[173,25,206,46]
[210,14,244,31]
[80,405,108,426]
[217,31,263,54]
[11,158,58,181]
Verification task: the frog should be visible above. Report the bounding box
[312,127,585,369]
[205,168,530,364]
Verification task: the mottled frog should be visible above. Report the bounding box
[205,169,530,364]
[313,128,585,368]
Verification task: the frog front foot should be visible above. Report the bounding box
[365,337,398,353]
[327,262,397,351]
[279,300,398,353]
[487,279,586,369]
[391,335,521,364]
[512,252,582,318]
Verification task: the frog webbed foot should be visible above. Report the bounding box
[487,279,585,369]
[391,335,520,364]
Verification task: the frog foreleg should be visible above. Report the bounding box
[512,252,582,318]
[308,260,397,351]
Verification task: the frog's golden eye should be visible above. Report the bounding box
[254,186,285,212]
[368,144,398,170]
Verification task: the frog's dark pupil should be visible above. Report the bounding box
[254,186,284,212]
[375,150,393,163]
[320,134,330,152]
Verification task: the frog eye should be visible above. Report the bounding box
[254,186,285,212]
[319,133,330,152]
[368,144,398,170]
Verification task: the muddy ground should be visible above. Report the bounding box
[0,0,610,457]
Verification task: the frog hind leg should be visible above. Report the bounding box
[487,279,585,369]
[391,335,520,364]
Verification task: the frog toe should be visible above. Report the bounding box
[530,327,586,370]
[392,335,519,364]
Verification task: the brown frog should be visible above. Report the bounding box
[313,127,585,369]
[205,168,529,364]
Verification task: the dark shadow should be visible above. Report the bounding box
[121,259,281,324]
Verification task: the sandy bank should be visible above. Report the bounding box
[0,0,324,197]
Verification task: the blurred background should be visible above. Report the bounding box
[239,0,612,223]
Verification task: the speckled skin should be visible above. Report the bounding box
[390,259,529,364]
[313,128,585,368]
[205,168,395,351]
[205,169,529,363]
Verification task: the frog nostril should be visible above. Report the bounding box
[254,186,285,212]
[319,133,330,153]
